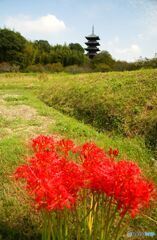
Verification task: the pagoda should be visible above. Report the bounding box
[85,26,100,59]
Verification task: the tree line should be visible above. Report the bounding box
[0,28,157,73]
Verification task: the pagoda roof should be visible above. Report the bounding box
[85,26,100,40]
[86,34,100,40]
[85,41,100,46]
[85,47,100,51]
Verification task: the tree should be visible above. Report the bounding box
[49,44,86,66]
[113,60,129,71]
[92,51,115,70]
[69,43,84,53]
[0,28,27,67]
[34,40,51,53]
[22,41,37,67]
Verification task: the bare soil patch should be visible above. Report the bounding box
[0,94,54,138]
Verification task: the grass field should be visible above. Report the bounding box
[0,72,156,239]
[39,69,157,154]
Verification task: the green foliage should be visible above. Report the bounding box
[40,69,157,154]
[1,28,157,73]
[113,58,157,72]
[34,40,51,53]
[113,60,130,71]
[22,41,37,67]
[44,63,64,72]
[0,28,86,71]
[69,43,84,53]
[92,51,115,70]
[0,28,27,67]
[94,63,111,72]
[48,44,86,66]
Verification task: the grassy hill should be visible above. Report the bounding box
[39,69,157,154]
[0,72,156,239]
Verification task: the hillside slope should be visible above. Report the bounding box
[40,70,157,153]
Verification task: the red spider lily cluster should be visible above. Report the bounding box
[14,135,155,218]
[15,136,83,210]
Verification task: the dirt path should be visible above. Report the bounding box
[0,93,54,139]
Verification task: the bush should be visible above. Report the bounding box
[65,64,92,74]
[44,63,63,73]
[25,64,45,73]
[145,116,157,155]
[0,62,20,72]
[94,63,111,72]
[25,63,63,73]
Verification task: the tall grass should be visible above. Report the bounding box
[39,69,157,154]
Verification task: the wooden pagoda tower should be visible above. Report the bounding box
[85,26,100,59]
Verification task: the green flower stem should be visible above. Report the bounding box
[102,196,112,240]
[105,203,119,239]
[83,196,87,240]
[75,205,81,240]
[95,194,106,240]
[114,211,128,240]
[64,209,69,239]
[93,193,99,240]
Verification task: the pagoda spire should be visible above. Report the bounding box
[85,27,100,59]
[92,25,94,35]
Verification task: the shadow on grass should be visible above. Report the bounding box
[0,220,40,240]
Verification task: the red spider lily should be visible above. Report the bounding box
[56,139,75,157]
[79,142,116,195]
[112,160,155,217]
[15,159,84,210]
[108,147,119,157]
[14,135,155,218]
[14,137,84,211]
[79,143,155,217]
[80,142,109,164]
[31,135,55,153]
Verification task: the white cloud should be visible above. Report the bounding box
[101,40,141,61]
[115,44,140,55]
[4,14,66,38]
[113,44,141,61]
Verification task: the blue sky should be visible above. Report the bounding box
[0,0,157,61]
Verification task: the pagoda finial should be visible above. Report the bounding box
[92,25,94,34]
